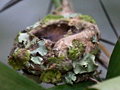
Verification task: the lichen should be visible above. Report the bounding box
[73,53,98,74]
[27,21,41,30]
[91,35,97,43]
[8,49,30,70]
[30,40,47,56]
[79,15,97,24]
[40,69,61,84]
[30,56,43,65]
[63,72,76,85]
[63,13,81,18]
[68,40,85,61]
[42,14,64,23]
[18,32,39,48]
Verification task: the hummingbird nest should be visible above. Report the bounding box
[8,13,100,85]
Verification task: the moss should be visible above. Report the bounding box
[8,49,30,70]
[40,69,61,84]
[68,40,85,61]
[48,55,71,71]
[8,56,24,70]
[48,55,64,64]
[79,15,97,24]
[42,14,64,23]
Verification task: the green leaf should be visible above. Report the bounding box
[106,39,120,79]
[48,81,94,90]
[0,62,45,90]
[86,76,120,90]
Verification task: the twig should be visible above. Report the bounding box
[99,42,111,59]
[47,0,53,15]
[89,77,100,84]
[100,38,115,46]
[0,0,22,13]
[99,0,119,40]
[99,54,109,65]
[96,70,103,82]
[97,59,108,69]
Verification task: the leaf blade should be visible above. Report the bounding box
[86,76,120,90]
[0,62,45,90]
[106,39,120,79]
[48,81,94,90]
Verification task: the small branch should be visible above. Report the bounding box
[96,70,103,82]
[99,54,109,65]
[0,0,22,13]
[97,59,108,69]
[47,0,53,15]
[60,0,73,15]
[99,42,111,59]
[52,0,62,10]
[99,0,120,43]
[100,38,115,46]
[89,77,100,84]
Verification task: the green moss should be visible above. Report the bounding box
[79,15,97,24]
[48,55,71,71]
[48,55,64,64]
[8,56,24,70]
[8,49,30,70]
[40,69,61,84]
[68,40,85,61]
[42,14,64,23]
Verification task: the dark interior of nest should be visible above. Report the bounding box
[31,23,82,42]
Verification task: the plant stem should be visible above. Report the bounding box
[52,0,62,9]
[89,77,100,84]
[99,42,111,59]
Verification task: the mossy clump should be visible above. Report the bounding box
[42,14,64,23]
[48,55,65,64]
[40,69,61,84]
[68,40,85,61]
[48,55,71,71]
[8,49,30,70]
[79,15,97,24]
